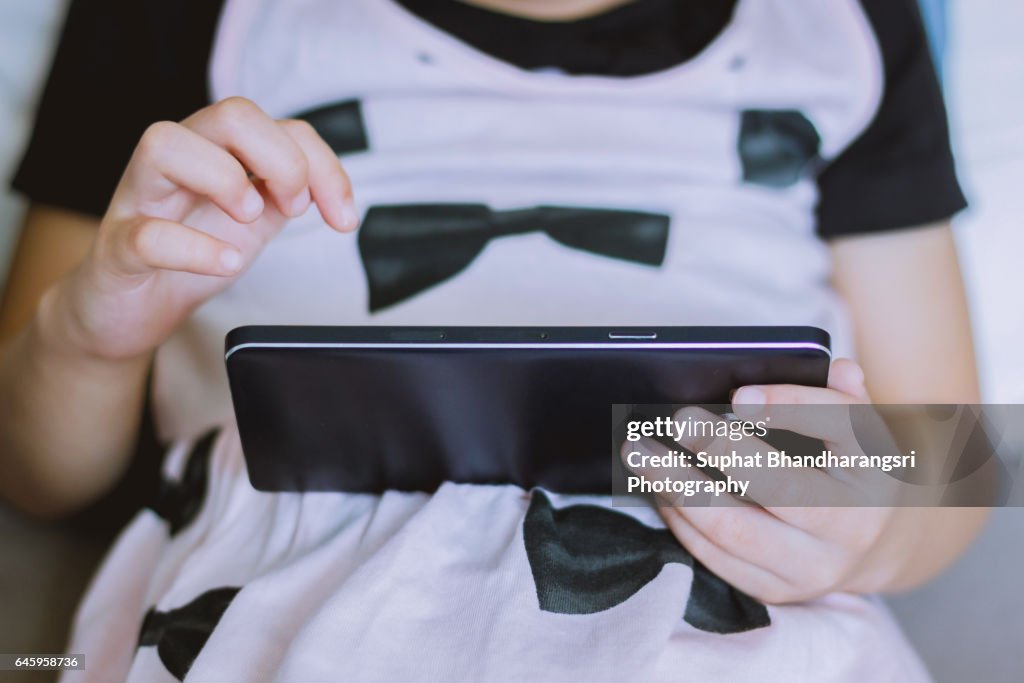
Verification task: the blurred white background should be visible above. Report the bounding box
[0,1,1021,681]
[944,0,1024,404]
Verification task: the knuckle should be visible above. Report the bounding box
[276,153,310,190]
[124,219,158,263]
[777,387,808,406]
[215,96,259,121]
[137,121,178,158]
[183,233,214,266]
[283,149,310,177]
[281,118,317,138]
[214,167,252,200]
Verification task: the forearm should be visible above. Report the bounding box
[0,282,150,517]
[832,223,987,594]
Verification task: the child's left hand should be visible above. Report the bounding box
[625,359,915,604]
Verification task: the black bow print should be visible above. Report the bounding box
[524,491,769,634]
[358,204,670,311]
[138,587,241,680]
[738,109,821,188]
[148,428,219,536]
[294,99,369,156]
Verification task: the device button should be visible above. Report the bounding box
[389,330,446,341]
[608,331,658,340]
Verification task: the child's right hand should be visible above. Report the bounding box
[53,97,357,360]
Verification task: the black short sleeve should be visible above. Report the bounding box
[10,0,225,218]
[815,0,966,238]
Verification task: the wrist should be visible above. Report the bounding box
[33,278,153,367]
[840,506,978,595]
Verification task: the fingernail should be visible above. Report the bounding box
[340,200,359,229]
[242,188,264,219]
[290,188,311,216]
[220,249,243,273]
[733,387,766,418]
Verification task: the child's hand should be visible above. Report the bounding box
[627,360,918,604]
[52,97,357,360]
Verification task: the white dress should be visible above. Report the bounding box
[62,1,932,680]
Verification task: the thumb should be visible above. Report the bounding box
[827,359,869,400]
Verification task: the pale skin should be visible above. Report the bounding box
[0,0,986,606]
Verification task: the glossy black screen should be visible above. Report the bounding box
[227,343,829,494]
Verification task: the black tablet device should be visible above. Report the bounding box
[225,326,831,494]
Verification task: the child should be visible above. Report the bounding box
[0,0,984,680]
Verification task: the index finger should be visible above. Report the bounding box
[280,119,358,233]
[183,97,310,217]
